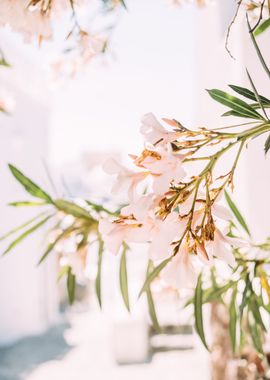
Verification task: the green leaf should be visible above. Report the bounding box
[248,315,264,355]
[249,296,266,332]
[138,257,171,298]
[67,267,76,304]
[204,282,233,303]
[95,237,103,309]
[145,261,160,331]
[246,70,268,119]
[224,191,251,236]
[264,134,270,155]
[119,0,127,9]
[8,164,53,203]
[254,18,270,37]
[247,16,270,80]
[239,275,251,320]
[229,286,238,353]
[57,265,69,282]
[119,246,130,312]
[0,211,48,242]
[54,199,93,220]
[207,89,264,120]
[85,200,118,216]
[229,85,270,105]
[221,110,256,119]
[37,225,75,265]
[2,214,53,256]
[8,201,47,207]
[194,273,209,351]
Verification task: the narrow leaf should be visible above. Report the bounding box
[38,225,75,265]
[54,199,93,220]
[207,89,264,120]
[67,267,76,304]
[119,246,130,312]
[145,260,160,331]
[194,273,209,351]
[57,265,69,282]
[8,201,46,207]
[254,18,270,37]
[247,15,270,80]
[246,69,268,119]
[249,296,266,332]
[264,133,270,155]
[239,275,251,320]
[95,237,103,309]
[248,315,264,355]
[0,211,48,242]
[8,164,53,203]
[225,191,251,236]
[229,84,270,105]
[229,286,237,353]
[138,257,171,298]
[2,214,53,255]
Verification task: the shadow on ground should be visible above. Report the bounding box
[0,321,72,380]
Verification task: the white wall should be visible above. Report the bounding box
[0,34,59,345]
[193,0,270,241]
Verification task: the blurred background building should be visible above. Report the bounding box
[0,0,269,379]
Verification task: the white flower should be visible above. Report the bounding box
[140,113,179,145]
[161,242,197,289]
[103,158,148,201]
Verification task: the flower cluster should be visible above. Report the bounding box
[99,113,246,290]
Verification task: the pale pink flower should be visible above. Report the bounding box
[140,146,186,195]
[103,158,148,201]
[146,212,186,261]
[121,194,155,220]
[161,242,197,289]
[206,228,246,267]
[140,113,179,146]
[98,218,150,255]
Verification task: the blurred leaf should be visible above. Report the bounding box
[38,225,76,265]
[194,273,209,351]
[95,237,103,309]
[8,201,47,207]
[138,257,171,298]
[240,275,251,320]
[2,214,53,256]
[264,134,270,155]
[225,191,251,236]
[249,296,266,332]
[229,286,237,353]
[204,282,233,303]
[67,267,76,305]
[54,199,93,220]
[146,260,160,331]
[254,18,270,37]
[119,246,130,312]
[119,0,127,9]
[57,265,69,282]
[85,200,118,216]
[207,89,264,119]
[0,211,48,242]
[8,164,53,203]
[229,84,270,105]
[248,315,264,355]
